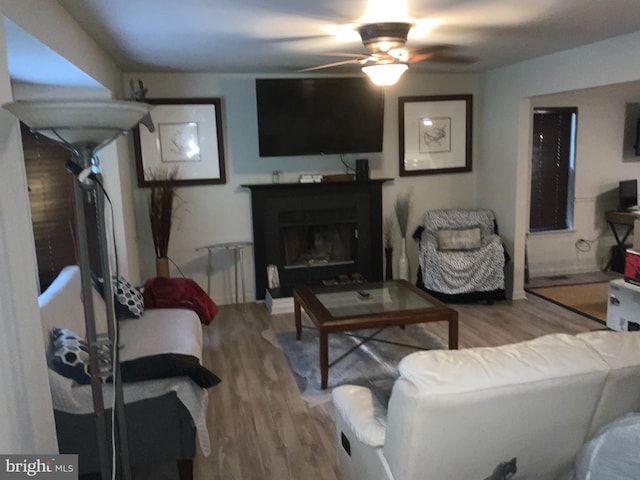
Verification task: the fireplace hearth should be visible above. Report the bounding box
[244,180,389,300]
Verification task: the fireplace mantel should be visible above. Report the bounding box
[244,179,391,299]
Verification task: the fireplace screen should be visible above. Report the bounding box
[282,223,356,268]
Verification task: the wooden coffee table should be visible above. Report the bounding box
[293,280,458,389]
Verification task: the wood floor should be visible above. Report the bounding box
[194,294,607,480]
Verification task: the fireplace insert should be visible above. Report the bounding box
[245,180,389,299]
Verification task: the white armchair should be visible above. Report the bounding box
[332,331,640,480]
[333,386,392,480]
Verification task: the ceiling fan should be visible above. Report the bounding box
[301,22,475,86]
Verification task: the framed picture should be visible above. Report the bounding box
[399,95,472,176]
[134,98,227,186]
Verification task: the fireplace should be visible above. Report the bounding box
[245,180,389,299]
[282,217,356,268]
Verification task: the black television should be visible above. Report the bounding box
[619,179,638,211]
[255,77,384,157]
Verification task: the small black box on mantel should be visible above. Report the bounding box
[355,159,369,181]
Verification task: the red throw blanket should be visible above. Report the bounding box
[143,277,218,325]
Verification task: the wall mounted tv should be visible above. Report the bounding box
[255,77,385,157]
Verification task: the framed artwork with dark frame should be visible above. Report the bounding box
[399,94,472,176]
[134,97,227,187]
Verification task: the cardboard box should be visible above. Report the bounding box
[625,249,640,286]
[607,279,640,331]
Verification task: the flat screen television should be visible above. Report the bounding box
[255,77,384,157]
[619,179,638,211]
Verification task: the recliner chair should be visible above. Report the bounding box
[414,208,507,303]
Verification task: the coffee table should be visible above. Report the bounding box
[293,279,458,389]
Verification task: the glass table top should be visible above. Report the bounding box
[313,281,436,319]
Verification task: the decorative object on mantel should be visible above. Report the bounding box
[299,174,323,183]
[322,173,355,182]
[148,167,179,278]
[384,215,395,280]
[394,190,413,281]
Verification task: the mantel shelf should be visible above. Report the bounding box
[242,178,393,190]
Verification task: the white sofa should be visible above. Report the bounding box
[38,265,215,479]
[332,331,640,480]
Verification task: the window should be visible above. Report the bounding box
[529,107,577,232]
[22,124,101,291]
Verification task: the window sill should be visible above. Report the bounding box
[528,229,576,236]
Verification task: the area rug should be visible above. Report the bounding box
[526,282,609,324]
[262,325,444,407]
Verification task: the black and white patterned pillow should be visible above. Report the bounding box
[112,275,144,318]
[94,274,144,319]
[48,327,91,385]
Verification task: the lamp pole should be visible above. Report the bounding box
[2,100,152,480]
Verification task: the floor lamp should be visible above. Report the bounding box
[3,99,152,480]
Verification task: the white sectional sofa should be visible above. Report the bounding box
[332,331,640,480]
[38,265,218,479]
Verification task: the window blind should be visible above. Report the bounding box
[529,108,576,232]
[22,123,101,291]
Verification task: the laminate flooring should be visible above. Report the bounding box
[194,294,607,480]
[525,270,622,289]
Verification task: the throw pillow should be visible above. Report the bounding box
[48,327,91,385]
[94,274,144,319]
[436,226,482,251]
[118,353,222,389]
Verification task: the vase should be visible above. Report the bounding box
[155,257,170,278]
[397,237,410,281]
[385,247,393,280]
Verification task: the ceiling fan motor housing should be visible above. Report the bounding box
[357,22,412,52]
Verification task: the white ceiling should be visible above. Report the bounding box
[51,0,640,75]
[4,18,102,87]
[6,0,640,88]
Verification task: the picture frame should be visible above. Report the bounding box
[399,94,472,176]
[134,97,227,187]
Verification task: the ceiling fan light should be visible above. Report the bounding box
[362,63,408,86]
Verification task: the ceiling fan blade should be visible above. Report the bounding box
[406,45,476,64]
[268,34,331,44]
[406,45,454,62]
[299,58,368,72]
[324,52,374,59]
[415,53,477,64]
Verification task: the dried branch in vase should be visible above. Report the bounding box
[384,214,395,249]
[148,167,179,259]
[394,191,412,238]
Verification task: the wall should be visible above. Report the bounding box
[478,31,640,299]
[7,21,142,285]
[527,84,640,277]
[0,0,123,454]
[124,72,481,304]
